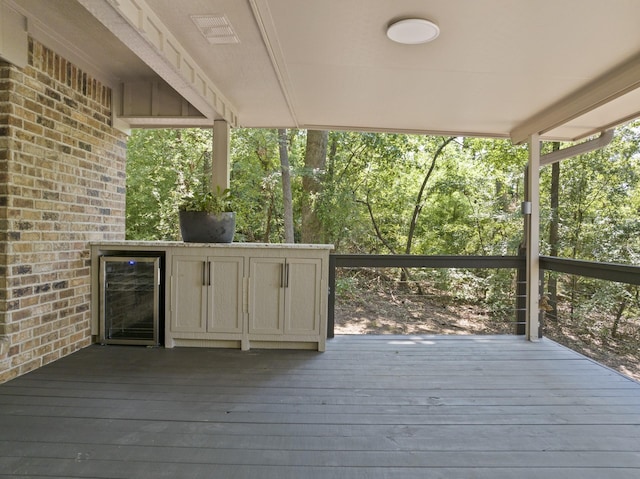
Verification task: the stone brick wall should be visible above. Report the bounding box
[0,38,127,382]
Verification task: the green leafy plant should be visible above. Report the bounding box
[175,147,233,214]
[179,185,233,213]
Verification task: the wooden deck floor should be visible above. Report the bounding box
[1,335,640,478]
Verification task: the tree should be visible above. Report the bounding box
[278,129,294,243]
[405,137,457,254]
[301,130,328,243]
[230,128,281,242]
[126,128,213,240]
[539,121,640,327]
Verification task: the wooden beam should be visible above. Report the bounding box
[511,53,640,144]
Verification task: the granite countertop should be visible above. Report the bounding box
[91,241,334,250]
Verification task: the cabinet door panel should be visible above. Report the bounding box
[285,259,321,334]
[171,256,207,332]
[208,256,244,333]
[249,258,285,334]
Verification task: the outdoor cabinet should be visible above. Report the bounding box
[166,244,330,351]
[248,257,322,337]
[92,242,331,351]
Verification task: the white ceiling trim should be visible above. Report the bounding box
[511,52,640,144]
[249,0,300,128]
[117,116,217,128]
[300,124,509,139]
[77,0,239,127]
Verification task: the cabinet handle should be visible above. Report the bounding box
[285,263,289,288]
[208,261,212,286]
[202,261,207,286]
[280,263,284,288]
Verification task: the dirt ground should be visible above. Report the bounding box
[334,286,640,382]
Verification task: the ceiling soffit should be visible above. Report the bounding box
[77,0,238,126]
[512,52,640,144]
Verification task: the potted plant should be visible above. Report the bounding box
[176,148,236,243]
[178,185,236,243]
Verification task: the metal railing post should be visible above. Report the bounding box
[516,247,527,335]
[327,254,336,338]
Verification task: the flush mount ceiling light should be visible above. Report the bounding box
[386,18,440,44]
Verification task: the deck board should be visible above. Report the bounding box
[1,335,639,478]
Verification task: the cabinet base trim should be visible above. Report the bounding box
[172,339,242,349]
[168,338,321,351]
[249,340,319,350]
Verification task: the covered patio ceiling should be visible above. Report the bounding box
[7,0,640,142]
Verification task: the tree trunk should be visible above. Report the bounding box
[301,130,328,243]
[278,129,295,243]
[405,137,456,255]
[611,295,627,338]
[263,193,274,242]
[548,142,560,321]
[398,136,455,288]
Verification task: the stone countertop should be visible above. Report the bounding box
[91,241,334,250]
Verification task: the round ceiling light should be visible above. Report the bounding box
[386,18,440,44]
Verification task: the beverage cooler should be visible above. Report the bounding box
[99,255,163,346]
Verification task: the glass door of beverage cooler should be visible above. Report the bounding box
[99,256,161,346]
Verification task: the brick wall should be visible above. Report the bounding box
[0,38,127,382]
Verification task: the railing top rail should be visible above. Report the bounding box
[330,254,524,269]
[540,256,640,285]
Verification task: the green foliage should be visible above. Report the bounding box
[230,128,286,242]
[539,121,640,262]
[179,186,233,214]
[126,128,214,240]
[127,125,640,265]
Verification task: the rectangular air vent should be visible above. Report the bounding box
[191,14,239,44]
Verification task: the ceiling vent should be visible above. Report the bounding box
[191,14,239,44]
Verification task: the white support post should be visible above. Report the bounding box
[212,120,231,191]
[525,134,541,341]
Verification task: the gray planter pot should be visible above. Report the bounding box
[179,211,236,243]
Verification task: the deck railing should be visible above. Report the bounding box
[540,256,640,285]
[328,255,526,338]
[328,254,640,338]
[539,256,640,332]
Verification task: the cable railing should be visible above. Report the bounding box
[328,254,640,338]
[539,256,640,339]
[328,255,526,337]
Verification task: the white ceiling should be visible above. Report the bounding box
[7,0,640,142]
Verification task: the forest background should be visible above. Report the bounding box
[126,126,640,380]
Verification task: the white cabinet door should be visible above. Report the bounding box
[172,255,244,334]
[208,256,244,333]
[249,257,321,337]
[248,257,285,334]
[285,258,321,335]
[171,256,207,333]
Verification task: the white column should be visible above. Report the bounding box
[525,134,540,341]
[212,120,230,191]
